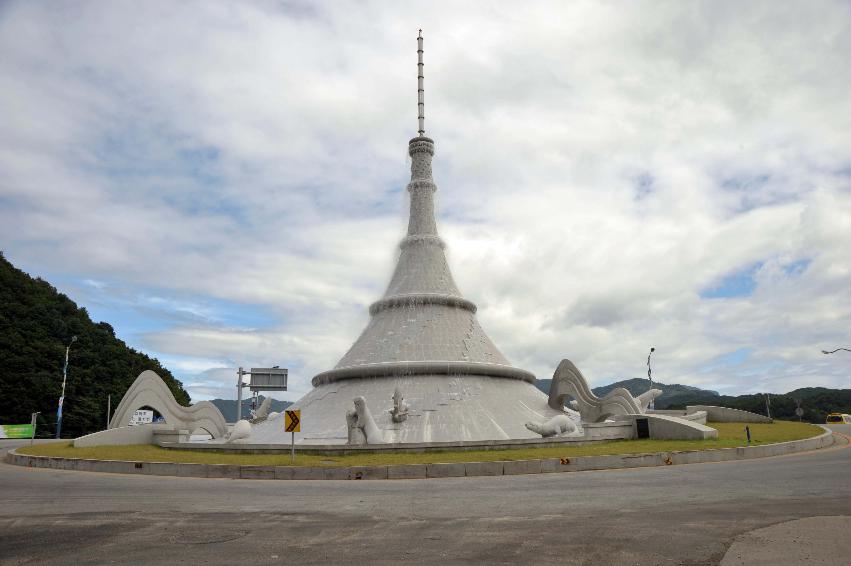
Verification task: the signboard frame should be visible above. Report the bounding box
[248,367,288,392]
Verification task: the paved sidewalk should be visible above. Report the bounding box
[721,516,851,565]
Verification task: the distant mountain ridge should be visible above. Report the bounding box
[591,377,719,401]
[534,377,720,406]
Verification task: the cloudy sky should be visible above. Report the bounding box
[2,1,850,401]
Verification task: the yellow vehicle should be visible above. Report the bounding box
[825,413,851,424]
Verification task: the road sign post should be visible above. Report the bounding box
[285,410,301,464]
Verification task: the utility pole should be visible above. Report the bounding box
[765,393,771,419]
[107,394,111,429]
[236,367,248,422]
[30,412,40,445]
[55,336,77,439]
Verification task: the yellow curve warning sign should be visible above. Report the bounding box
[284,410,301,433]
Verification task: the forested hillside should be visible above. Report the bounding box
[0,253,189,438]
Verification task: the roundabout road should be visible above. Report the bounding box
[1,426,849,565]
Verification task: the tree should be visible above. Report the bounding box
[0,252,190,437]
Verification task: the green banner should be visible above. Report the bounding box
[0,424,34,439]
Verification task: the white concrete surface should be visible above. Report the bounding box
[632,414,719,440]
[721,516,851,565]
[687,405,773,423]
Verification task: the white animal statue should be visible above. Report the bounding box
[525,414,578,437]
[346,409,367,445]
[389,387,409,423]
[346,396,386,445]
[226,419,252,443]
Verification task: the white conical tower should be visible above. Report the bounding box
[260,32,561,445]
[313,31,533,386]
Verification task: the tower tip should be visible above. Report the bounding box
[417,29,425,136]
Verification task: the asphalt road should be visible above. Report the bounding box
[1,426,849,565]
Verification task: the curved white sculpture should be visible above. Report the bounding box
[226,419,252,443]
[525,414,578,437]
[250,397,272,424]
[548,359,644,422]
[346,396,386,445]
[109,370,228,438]
[637,388,663,412]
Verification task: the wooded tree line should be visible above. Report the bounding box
[657,388,851,424]
[0,253,189,438]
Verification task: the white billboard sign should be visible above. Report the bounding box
[128,409,154,426]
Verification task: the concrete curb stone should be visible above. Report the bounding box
[177,463,209,478]
[426,463,466,478]
[207,464,241,479]
[348,466,389,480]
[290,466,325,480]
[465,461,503,476]
[387,464,428,479]
[240,466,275,479]
[503,459,541,475]
[147,462,179,476]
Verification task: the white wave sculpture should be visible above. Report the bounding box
[108,370,228,438]
[637,388,663,411]
[548,359,645,422]
[250,397,272,424]
[226,419,252,443]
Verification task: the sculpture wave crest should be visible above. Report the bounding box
[108,370,228,438]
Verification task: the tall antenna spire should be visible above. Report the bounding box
[417,29,425,136]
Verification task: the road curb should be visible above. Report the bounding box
[4,427,836,481]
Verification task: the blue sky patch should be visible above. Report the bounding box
[700,263,762,299]
[783,259,810,276]
[634,173,654,200]
[698,347,753,373]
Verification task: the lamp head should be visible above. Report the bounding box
[71,336,78,343]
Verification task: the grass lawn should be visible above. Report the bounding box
[17,420,824,468]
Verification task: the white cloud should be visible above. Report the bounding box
[1,1,850,400]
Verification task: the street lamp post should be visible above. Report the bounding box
[647,347,656,410]
[55,336,77,439]
[30,412,40,445]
